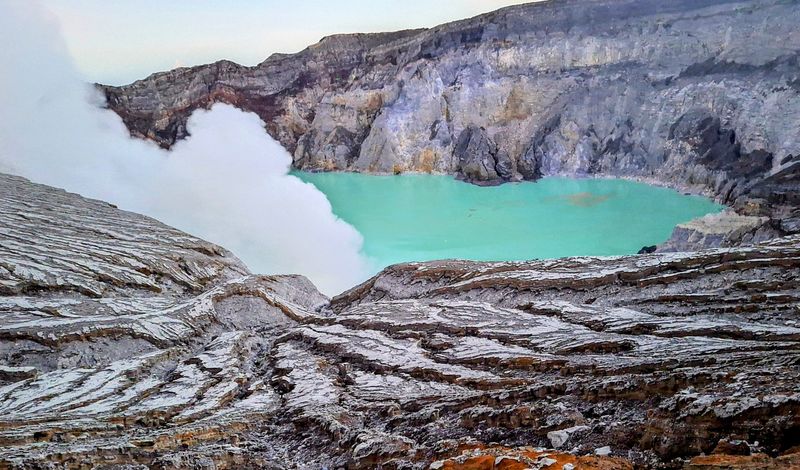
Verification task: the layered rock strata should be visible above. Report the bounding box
[1,173,798,469]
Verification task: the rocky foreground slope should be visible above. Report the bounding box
[1,174,799,470]
[102,0,800,219]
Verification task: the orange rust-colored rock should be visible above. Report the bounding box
[687,450,800,469]
[436,447,633,470]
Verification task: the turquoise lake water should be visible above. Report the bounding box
[295,172,723,272]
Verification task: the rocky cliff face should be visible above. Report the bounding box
[7,1,799,467]
[102,0,800,212]
[1,172,799,469]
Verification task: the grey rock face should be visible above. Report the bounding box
[656,210,778,252]
[100,0,800,248]
[454,126,520,184]
[328,236,800,467]
[2,173,799,468]
[455,126,499,182]
[0,174,248,298]
[102,0,799,203]
[0,173,323,373]
[6,0,800,466]
[0,174,331,468]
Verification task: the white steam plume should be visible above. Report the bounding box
[0,0,369,295]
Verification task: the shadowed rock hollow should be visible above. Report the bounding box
[0,173,798,469]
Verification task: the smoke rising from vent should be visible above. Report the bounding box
[0,0,369,295]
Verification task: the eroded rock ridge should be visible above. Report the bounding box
[1,174,798,469]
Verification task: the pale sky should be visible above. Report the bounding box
[41,0,531,85]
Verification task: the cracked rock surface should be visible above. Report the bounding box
[1,173,799,469]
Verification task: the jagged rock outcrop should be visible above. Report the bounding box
[454,126,520,185]
[1,172,799,469]
[101,0,800,209]
[656,211,778,252]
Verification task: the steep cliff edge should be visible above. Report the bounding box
[101,0,800,219]
[1,172,799,469]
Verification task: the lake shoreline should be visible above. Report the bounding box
[294,171,723,275]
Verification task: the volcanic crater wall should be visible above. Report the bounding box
[103,0,800,211]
